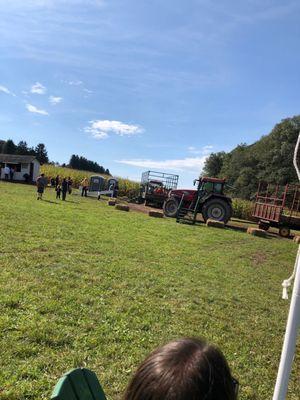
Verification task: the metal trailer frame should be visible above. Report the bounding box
[252,181,300,236]
[272,133,300,399]
[141,171,179,190]
[140,171,179,207]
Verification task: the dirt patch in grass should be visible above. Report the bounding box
[250,252,267,266]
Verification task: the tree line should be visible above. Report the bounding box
[0,139,49,164]
[68,154,110,175]
[202,115,300,199]
[0,139,110,174]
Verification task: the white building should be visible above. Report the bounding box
[0,154,40,182]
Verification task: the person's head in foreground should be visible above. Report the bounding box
[124,337,238,400]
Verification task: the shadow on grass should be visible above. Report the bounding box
[42,199,61,205]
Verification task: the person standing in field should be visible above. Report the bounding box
[61,178,68,201]
[10,166,15,181]
[81,177,89,197]
[67,177,73,194]
[36,173,47,200]
[55,175,60,188]
[55,184,61,199]
[4,165,10,180]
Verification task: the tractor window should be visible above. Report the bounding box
[213,183,223,194]
[203,181,213,192]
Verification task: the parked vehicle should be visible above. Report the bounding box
[134,171,179,207]
[252,182,300,237]
[163,177,232,224]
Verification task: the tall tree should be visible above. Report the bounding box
[16,141,29,154]
[2,139,16,154]
[34,143,49,164]
[203,152,226,177]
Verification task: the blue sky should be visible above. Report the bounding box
[0,0,299,187]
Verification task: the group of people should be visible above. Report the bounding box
[52,175,73,201]
[36,174,73,201]
[3,165,15,181]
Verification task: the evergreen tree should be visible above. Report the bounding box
[16,141,29,154]
[68,154,110,174]
[2,139,16,154]
[34,143,49,164]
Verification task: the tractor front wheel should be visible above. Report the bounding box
[201,199,232,224]
[163,197,179,218]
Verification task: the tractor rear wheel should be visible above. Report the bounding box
[201,199,232,224]
[163,197,179,218]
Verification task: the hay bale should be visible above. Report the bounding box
[115,204,129,212]
[293,235,300,244]
[108,200,116,206]
[149,210,164,218]
[206,219,225,228]
[247,227,268,238]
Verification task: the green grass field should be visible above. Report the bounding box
[0,182,299,400]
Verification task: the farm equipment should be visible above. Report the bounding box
[134,171,179,207]
[88,175,119,199]
[252,182,300,237]
[163,176,232,224]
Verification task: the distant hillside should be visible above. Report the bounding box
[203,115,300,199]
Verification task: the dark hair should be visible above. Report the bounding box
[124,338,236,400]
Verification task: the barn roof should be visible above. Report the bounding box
[0,154,38,163]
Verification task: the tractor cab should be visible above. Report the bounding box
[194,177,226,199]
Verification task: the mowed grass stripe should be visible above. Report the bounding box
[0,182,299,400]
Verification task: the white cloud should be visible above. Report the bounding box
[0,85,16,96]
[49,95,62,105]
[31,82,46,94]
[85,119,143,139]
[188,145,213,155]
[117,156,207,172]
[26,103,49,115]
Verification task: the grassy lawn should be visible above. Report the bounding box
[0,181,299,400]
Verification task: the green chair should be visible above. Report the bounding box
[51,368,107,400]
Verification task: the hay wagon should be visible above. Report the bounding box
[133,171,179,207]
[252,182,300,237]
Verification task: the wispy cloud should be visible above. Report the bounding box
[85,119,143,139]
[68,80,83,86]
[188,145,213,155]
[26,103,49,115]
[117,156,207,172]
[31,82,46,94]
[0,85,16,96]
[49,95,62,105]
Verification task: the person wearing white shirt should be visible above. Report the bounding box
[4,166,10,180]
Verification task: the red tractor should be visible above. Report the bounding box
[163,177,232,224]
